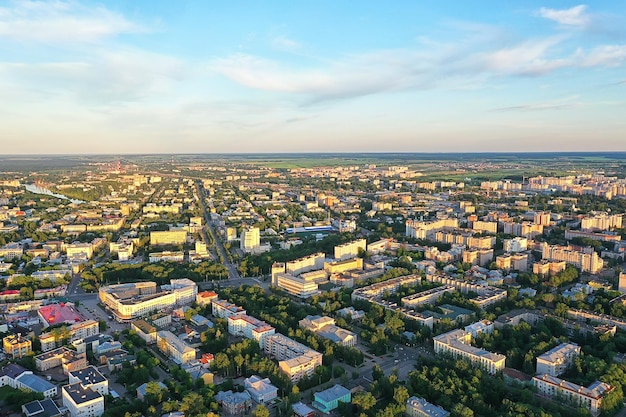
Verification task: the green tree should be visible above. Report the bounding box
[253,405,270,417]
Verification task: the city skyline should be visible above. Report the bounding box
[1,0,625,154]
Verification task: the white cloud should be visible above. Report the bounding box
[272,36,301,51]
[539,5,589,26]
[577,45,626,67]
[483,36,571,75]
[0,0,146,43]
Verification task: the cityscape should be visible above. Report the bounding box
[0,153,626,417]
[1,1,626,417]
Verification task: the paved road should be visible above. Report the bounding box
[195,180,241,280]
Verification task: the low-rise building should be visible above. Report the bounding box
[298,315,357,347]
[62,382,104,417]
[264,334,322,383]
[215,390,252,415]
[156,331,196,364]
[35,347,87,374]
[312,384,351,414]
[0,364,57,399]
[212,298,246,318]
[244,375,278,404]
[228,314,275,349]
[406,396,450,417]
[68,366,108,396]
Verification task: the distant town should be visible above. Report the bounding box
[1,153,626,417]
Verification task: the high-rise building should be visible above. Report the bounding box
[241,227,261,253]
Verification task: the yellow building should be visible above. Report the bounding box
[3,334,32,358]
[150,230,187,246]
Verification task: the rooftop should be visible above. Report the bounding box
[69,365,107,386]
[63,382,102,404]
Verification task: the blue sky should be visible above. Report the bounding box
[1,0,625,154]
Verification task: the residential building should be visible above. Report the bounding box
[312,384,351,414]
[38,303,85,327]
[150,230,187,246]
[3,334,32,358]
[264,333,322,383]
[62,382,104,417]
[540,243,603,274]
[533,374,613,417]
[536,343,581,376]
[148,251,184,263]
[215,390,252,415]
[473,221,497,234]
[533,260,566,276]
[212,298,246,318]
[136,381,167,401]
[401,286,455,308]
[406,396,450,417]
[196,290,218,306]
[464,320,494,338]
[272,272,320,298]
[244,375,278,404]
[68,366,108,396]
[293,402,316,417]
[35,347,87,374]
[619,272,626,294]
[228,314,275,348]
[433,329,505,375]
[581,213,622,231]
[240,227,260,253]
[156,330,196,364]
[285,253,325,276]
[462,248,494,267]
[405,219,458,239]
[334,239,366,261]
[299,315,357,347]
[335,307,365,321]
[39,320,99,352]
[503,237,529,253]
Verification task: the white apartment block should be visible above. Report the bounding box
[540,243,603,274]
[156,331,197,364]
[464,320,494,338]
[241,227,261,253]
[533,374,612,417]
[228,314,276,348]
[433,329,505,375]
[212,298,247,318]
[536,343,581,376]
[273,273,320,298]
[62,383,104,417]
[264,334,322,383]
[581,213,622,231]
[334,239,366,261]
[405,219,458,239]
[503,237,528,253]
[285,253,325,276]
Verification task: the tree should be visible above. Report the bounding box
[180,392,207,416]
[352,391,376,412]
[393,386,409,406]
[253,405,270,417]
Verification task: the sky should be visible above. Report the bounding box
[1,0,625,154]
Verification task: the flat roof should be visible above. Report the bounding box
[63,382,102,404]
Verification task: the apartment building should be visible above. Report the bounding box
[462,248,494,267]
[272,272,320,298]
[298,316,357,347]
[264,334,322,383]
[149,230,187,246]
[472,221,497,234]
[3,334,32,358]
[334,239,366,261]
[212,298,247,318]
[496,253,528,271]
[503,237,528,253]
[533,260,567,276]
[196,290,218,306]
[39,320,99,352]
[424,274,507,309]
[536,343,581,377]
[156,331,196,364]
[227,314,275,348]
[540,243,603,274]
[285,253,325,276]
[401,286,456,308]
[406,396,450,417]
[501,221,544,239]
[68,366,109,396]
[532,374,612,417]
[405,219,459,239]
[581,213,622,231]
[240,227,260,253]
[324,257,363,274]
[35,347,87,374]
[62,382,104,417]
[433,329,505,375]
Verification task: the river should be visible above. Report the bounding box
[25,184,86,204]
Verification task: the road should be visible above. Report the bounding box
[195,180,241,280]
